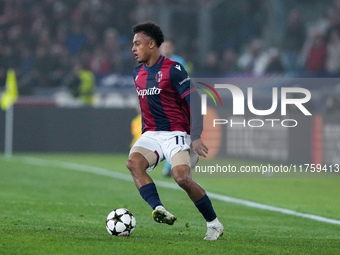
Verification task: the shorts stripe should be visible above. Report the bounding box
[154,150,160,169]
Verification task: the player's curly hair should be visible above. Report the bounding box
[132,22,164,47]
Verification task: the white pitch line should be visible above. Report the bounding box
[22,157,340,226]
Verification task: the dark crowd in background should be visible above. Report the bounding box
[0,0,340,95]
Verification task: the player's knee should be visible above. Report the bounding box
[126,153,148,173]
[126,158,135,172]
[126,157,140,173]
[175,175,192,190]
[173,169,192,190]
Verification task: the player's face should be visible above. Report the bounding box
[132,32,153,63]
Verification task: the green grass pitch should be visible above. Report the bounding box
[0,154,339,255]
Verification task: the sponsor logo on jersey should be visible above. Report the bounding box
[179,76,190,85]
[175,64,181,71]
[136,86,162,98]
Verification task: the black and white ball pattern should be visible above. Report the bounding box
[106,208,136,236]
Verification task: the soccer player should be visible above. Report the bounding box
[160,38,187,177]
[127,22,223,240]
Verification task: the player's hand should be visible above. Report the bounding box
[191,138,208,158]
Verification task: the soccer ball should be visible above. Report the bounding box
[106,208,136,236]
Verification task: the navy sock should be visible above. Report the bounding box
[139,183,163,210]
[194,194,217,222]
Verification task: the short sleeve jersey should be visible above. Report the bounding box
[133,55,191,134]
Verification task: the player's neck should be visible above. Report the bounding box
[145,53,161,67]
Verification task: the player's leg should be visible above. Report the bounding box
[126,146,176,225]
[126,146,161,207]
[171,156,205,200]
[126,148,153,189]
[171,151,224,240]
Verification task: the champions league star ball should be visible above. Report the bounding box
[106,208,136,236]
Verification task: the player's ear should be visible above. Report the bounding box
[149,39,156,50]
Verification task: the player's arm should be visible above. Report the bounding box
[170,63,208,157]
[185,90,208,157]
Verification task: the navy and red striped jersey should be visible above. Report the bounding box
[133,55,192,135]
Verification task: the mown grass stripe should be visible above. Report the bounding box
[22,156,340,226]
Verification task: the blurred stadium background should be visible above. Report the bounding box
[0,0,340,166]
